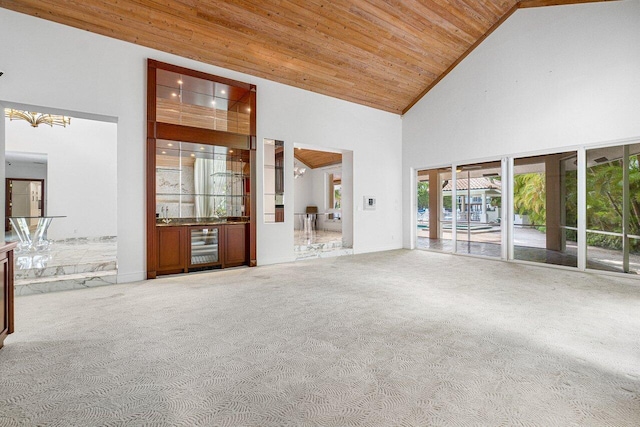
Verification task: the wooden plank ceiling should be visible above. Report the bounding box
[295,148,342,169]
[0,0,610,114]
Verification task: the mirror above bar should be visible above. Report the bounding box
[155,140,250,223]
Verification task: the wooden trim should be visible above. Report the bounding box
[402,0,618,115]
[149,59,253,91]
[0,242,18,349]
[147,60,157,279]
[155,122,251,148]
[250,86,256,137]
[4,179,8,233]
[147,59,157,123]
[249,150,257,266]
[146,138,157,279]
[7,245,15,334]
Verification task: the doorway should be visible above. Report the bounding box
[5,178,45,233]
[293,145,353,258]
[3,108,118,295]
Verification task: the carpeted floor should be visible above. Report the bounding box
[1,249,639,426]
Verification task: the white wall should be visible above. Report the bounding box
[5,160,46,181]
[402,0,640,248]
[293,161,313,216]
[5,118,117,240]
[0,8,403,280]
[258,83,402,262]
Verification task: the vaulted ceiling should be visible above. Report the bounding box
[0,0,609,114]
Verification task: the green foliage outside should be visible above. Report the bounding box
[334,186,342,209]
[418,156,640,253]
[585,156,640,252]
[513,156,640,252]
[417,181,429,210]
[513,173,546,228]
[442,195,452,210]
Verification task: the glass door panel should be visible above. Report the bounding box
[513,151,578,267]
[455,161,502,258]
[627,145,640,274]
[629,237,640,274]
[586,143,640,274]
[190,227,219,265]
[415,168,453,252]
[586,146,624,273]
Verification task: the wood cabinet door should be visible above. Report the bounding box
[224,224,247,267]
[157,227,186,274]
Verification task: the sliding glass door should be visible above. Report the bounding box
[416,141,640,277]
[416,168,453,252]
[512,152,578,267]
[586,143,640,274]
[454,161,502,258]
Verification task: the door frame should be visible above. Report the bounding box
[5,178,45,232]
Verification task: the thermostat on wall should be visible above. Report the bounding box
[364,196,376,210]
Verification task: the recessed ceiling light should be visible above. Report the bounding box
[190,153,195,157]
[200,147,205,150]
[247,108,251,112]
[171,93,177,97]
[177,80,183,85]
[211,100,216,105]
[161,151,166,154]
[221,90,226,94]
[167,143,173,147]
[229,150,234,153]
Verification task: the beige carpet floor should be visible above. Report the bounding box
[1,249,639,426]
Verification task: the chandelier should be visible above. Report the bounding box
[4,108,71,128]
[294,166,306,179]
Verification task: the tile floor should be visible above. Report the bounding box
[12,237,118,295]
[417,226,640,274]
[294,230,352,260]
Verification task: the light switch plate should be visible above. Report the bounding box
[364,196,376,210]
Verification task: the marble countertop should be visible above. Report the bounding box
[156,217,249,227]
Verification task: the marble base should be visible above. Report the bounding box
[294,230,353,260]
[13,236,118,296]
[295,247,354,260]
[15,271,118,296]
[15,261,117,281]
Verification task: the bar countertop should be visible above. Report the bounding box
[156,217,250,227]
